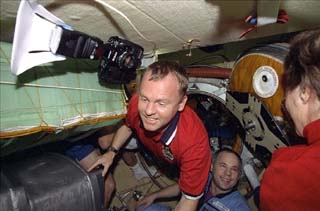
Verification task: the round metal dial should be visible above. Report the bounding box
[252,66,279,98]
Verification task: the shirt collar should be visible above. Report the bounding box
[303,119,320,145]
[215,189,237,199]
[139,112,180,145]
[160,112,180,146]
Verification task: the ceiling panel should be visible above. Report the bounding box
[1,0,320,56]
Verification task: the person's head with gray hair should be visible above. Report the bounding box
[211,148,242,195]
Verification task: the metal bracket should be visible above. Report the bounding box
[226,91,289,165]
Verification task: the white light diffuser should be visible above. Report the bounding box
[10,0,73,75]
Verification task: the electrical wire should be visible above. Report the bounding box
[94,0,157,57]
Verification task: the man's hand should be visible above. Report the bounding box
[87,151,116,177]
[136,193,157,211]
[88,124,132,177]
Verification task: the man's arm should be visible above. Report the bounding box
[109,124,133,150]
[137,184,180,210]
[174,195,199,211]
[152,183,180,198]
[88,124,132,176]
[137,184,199,211]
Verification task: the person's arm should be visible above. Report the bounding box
[174,195,199,211]
[136,184,180,210]
[88,124,132,176]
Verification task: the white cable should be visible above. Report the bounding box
[94,0,157,56]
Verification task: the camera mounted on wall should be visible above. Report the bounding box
[55,27,144,84]
[10,0,144,84]
[98,36,144,84]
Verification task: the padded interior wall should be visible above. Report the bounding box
[0,42,126,156]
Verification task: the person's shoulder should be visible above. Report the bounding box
[270,144,311,162]
[229,190,246,199]
[201,191,251,211]
[126,93,139,125]
[177,106,209,145]
[180,105,205,126]
[227,191,251,211]
[127,93,139,111]
[129,93,139,104]
[182,105,199,116]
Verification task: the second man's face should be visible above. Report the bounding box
[138,71,186,132]
[212,152,241,194]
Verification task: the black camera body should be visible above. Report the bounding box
[98,36,144,84]
[54,26,144,84]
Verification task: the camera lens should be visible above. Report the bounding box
[119,53,134,69]
[124,55,133,67]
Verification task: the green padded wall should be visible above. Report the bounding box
[0,42,126,156]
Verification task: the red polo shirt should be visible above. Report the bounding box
[260,119,320,211]
[125,94,211,198]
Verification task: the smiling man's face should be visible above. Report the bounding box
[138,71,186,132]
[212,151,241,194]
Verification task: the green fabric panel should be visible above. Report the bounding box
[0,119,122,157]
[0,42,126,156]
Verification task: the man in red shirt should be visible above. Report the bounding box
[259,29,320,211]
[89,60,211,211]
